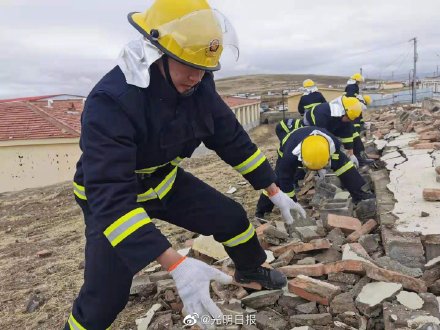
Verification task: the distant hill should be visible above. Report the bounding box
[214,74,350,95]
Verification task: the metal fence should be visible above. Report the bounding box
[369,88,434,107]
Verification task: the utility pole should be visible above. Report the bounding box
[281,90,285,120]
[360,67,363,76]
[410,37,418,103]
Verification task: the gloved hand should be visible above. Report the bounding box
[170,257,232,325]
[269,189,306,224]
[349,154,359,168]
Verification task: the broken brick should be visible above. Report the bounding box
[270,239,331,257]
[325,214,362,234]
[346,219,378,243]
[423,188,440,201]
[288,275,341,305]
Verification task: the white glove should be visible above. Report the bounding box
[269,189,306,224]
[349,154,359,168]
[170,257,232,325]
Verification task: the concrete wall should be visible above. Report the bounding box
[230,102,261,131]
[287,88,345,112]
[0,138,80,193]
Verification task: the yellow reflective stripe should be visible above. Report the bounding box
[311,107,317,125]
[233,149,266,175]
[286,190,295,198]
[170,157,183,166]
[331,153,340,160]
[154,166,178,199]
[282,130,294,146]
[280,120,290,133]
[262,190,269,196]
[137,188,156,203]
[303,102,321,110]
[135,157,183,174]
[360,118,365,123]
[335,161,354,176]
[354,124,361,128]
[222,223,255,247]
[277,148,283,158]
[353,132,360,138]
[104,208,151,247]
[73,182,87,200]
[68,313,86,330]
[340,136,354,143]
[294,119,302,129]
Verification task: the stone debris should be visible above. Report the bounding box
[126,103,440,328]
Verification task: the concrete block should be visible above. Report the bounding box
[423,234,440,262]
[382,228,426,268]
[355,281,402,317]
[241,290,282,309]
[290,313,333,327]
[320,199,353,220]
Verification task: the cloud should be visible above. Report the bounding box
[0,0,439,98]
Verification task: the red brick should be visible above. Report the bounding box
[278,264,325,277]
[423,188,440,201]
[346,219,378,243]
[419,131,440,142]
[271,239,331,257]
[288,275,341,305]
[413,143,440,150]
[415,126,435,134]
[364,264,427,293]
[36,249,52,258]
[325,214,362,233]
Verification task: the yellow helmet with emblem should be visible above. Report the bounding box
[342,96,362,120]
[351,73,364,82]
[303,79,315,88]
[128,0,239,71]
[301,135,330,170]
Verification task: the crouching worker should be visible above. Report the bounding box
[256,126,375,220]
[65,1,304,329]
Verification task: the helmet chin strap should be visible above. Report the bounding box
[162,55,200,97]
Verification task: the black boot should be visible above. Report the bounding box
[234,265,287,290]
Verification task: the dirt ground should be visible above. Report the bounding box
[0,124,280,330]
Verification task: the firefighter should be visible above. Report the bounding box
[256,126,375,218]
[302,95,362,167]
[275,118,303,142]
[298,79,327,116]
[345,73,374,166]
[65,1,306,329]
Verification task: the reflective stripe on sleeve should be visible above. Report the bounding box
[285,190,295,198]
[310,107,317,125]
[233,149,266,175]
[277,148,283,158]
[331,153,340,160]
[334,161,354,176]
[104,208,151,247]
[354,124,361,128]
[294,119,302,129]
[340,136,354,143]
[222,223,255,247]
[353,132,360,138]
[303,102,321,110]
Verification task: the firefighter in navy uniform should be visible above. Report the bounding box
[65,1,307,329]
[256,127,375,218]
[302,95,363,167]
[298,79,327,116]
[345,73,374,166]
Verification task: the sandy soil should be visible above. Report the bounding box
[0,124,280,330]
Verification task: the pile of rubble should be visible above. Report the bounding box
[127,100,440,329]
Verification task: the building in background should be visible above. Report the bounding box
[420,76,440,93]
[0,95,84,193]
[222,96,261,131]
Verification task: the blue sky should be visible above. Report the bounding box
[1,0,439,98]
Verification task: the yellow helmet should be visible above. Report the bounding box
[303,79,315,88]
[128,0,239,71]
[351,73,364,82]
[342,96,362,120]
[363,95,372,105]
[301,135,330,170]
